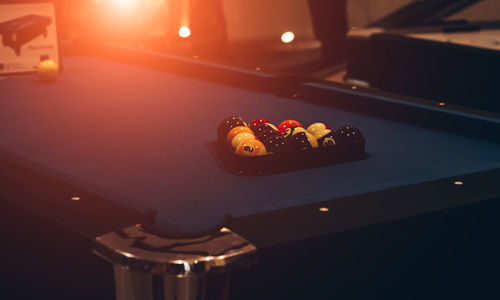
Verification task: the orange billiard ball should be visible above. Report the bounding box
[37,59,59,82]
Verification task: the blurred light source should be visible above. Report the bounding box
[179,26,191,38]
[115,0,134,6]
[281,31,295,43]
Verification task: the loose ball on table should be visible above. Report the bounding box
[289,131,319,150]
[249,118,270,131]
[37,59,59,82]
[218,116,246,139]
[282,126,306,138]
[231,132,255,149]
[333,125,364,146]
[278,120,303,134]
[226,126,253,143]
[235,139,267,156]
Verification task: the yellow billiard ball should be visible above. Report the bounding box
[37,59,59,82]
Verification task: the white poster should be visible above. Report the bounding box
[0,3,59,75]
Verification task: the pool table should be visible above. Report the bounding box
[0,14,52,56]
[2,45,500,300]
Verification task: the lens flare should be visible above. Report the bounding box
[281,31,295,43]
[179,26,191,38]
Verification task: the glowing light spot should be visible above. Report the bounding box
[178,26,191,38]
[438,102,446,106]
[319,207,330,212]
[116,0,134,5]
[255,67,261,71]
[71,196,81,201]
[281,31,295,43]
[454,181,464,185]
[351,86,358,90]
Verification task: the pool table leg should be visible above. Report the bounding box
[93,225,257,300]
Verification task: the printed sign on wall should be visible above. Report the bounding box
[0,2,59,75]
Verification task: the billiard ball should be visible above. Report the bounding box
[282,126,306,138]
[231,132,255,149]
[333,125,364,146]
[257,128,280,142]
[249,118,270,131]
[235,139,267,156]
[261,135,292,154]
[226,126,254,143]
[317,131,336,148]
[37,59,59,82]
[254,123,279,139]
[289,131,319,150]
[313,128,332,140]
[278,120,303,134]
[218,116,246,138]
[307,123,328,136]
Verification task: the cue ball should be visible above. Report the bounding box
[37,59,59,82]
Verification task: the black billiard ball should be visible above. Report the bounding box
[333,125,364,146]
[317,131,336,148]
[254,123,279,139]
[289,131,319,150]
[257,128,280,142]
[218,116,246,138]
[261,134,292,154]
[282,126,306,138]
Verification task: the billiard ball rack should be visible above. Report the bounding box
[215,133,368,175]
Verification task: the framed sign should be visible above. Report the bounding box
[0,1,60,75]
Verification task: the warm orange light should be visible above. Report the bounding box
[115,0,134,6]
[178,26,191,38]
[438,102,446,106]
[454,181,464,185]
[319,207,330,212]
[281,31,295,43]
[71,196,81,201]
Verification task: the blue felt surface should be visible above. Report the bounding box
[1,57,500,231]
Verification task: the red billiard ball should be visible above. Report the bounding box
[249,118,270,131]
[278,120,303,134]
